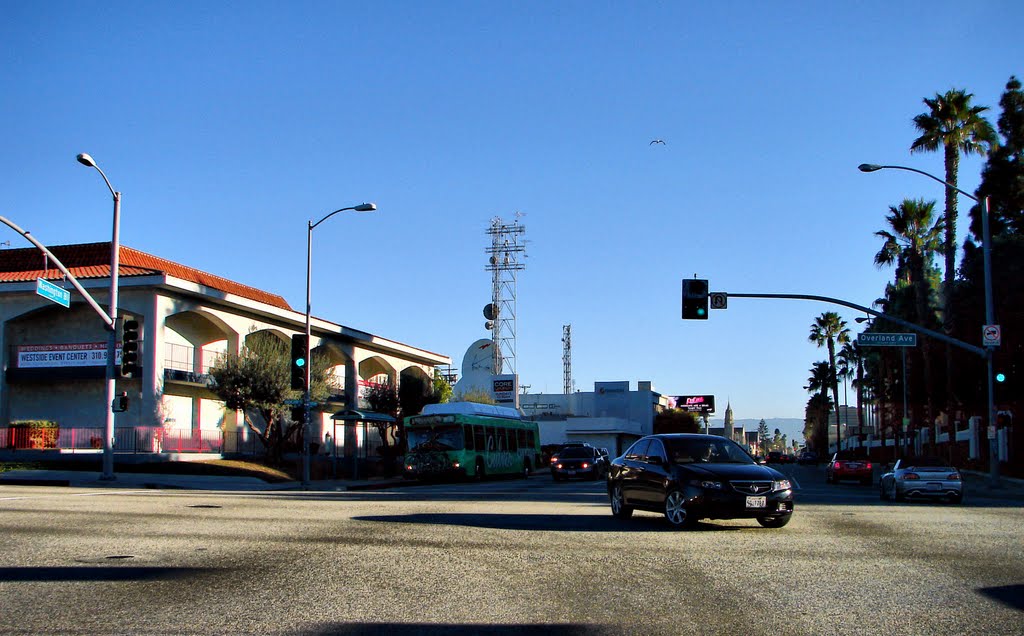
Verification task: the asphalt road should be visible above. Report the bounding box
[1,465,1022,635]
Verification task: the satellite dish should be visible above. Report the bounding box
[485,321,494,330]
[483,303,498,320]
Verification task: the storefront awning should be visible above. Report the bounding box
[330,409,395,424]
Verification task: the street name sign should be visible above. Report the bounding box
[36,278,70,308]
[858,333,917,347]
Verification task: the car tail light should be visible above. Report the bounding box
[582,462,589,469]
[833,461,842,470]
[556,463,563,469]
[902,472,920,480]
[866,462,872,470]
[948,473,961,481]
[550,456,559,463]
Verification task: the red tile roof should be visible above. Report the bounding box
[0,242,293,310]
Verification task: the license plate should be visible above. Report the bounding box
[926,482,941,490]
[567,470,576,475]
[745,496,767,509]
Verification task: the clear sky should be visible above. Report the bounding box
[3,2,1021,432]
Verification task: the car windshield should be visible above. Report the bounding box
[407,426,464,452]
[663,438,754,465]
[557,448,594,459]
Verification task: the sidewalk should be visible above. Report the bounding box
[0,469,410,492]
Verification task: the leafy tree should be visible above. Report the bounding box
[959,76,1024,426]
[454,388,496,404]
[911,88,997,419]
[432,368,453,404]
[809,313,850,450]
[757,419,769,453]
[653,409,700,434]
[208,331,332,466]
[365,377,400,450]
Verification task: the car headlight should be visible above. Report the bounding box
[697,480,723,490]
[773,479,792,492]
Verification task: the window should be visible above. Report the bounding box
[526,430,535,447]
[646,439,667,463]
[625,439,650,461]
[474,425,485,451]
[486,427,496,452]
[509,428,519,452]
[464,425,474,451]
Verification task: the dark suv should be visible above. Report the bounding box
[551,445,608,481]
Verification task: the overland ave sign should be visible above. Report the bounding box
[858,333,917,347]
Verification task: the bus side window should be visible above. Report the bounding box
[487,427,496,452]
[509,428,519,452]
[526,429,535,448]
[474,425,485,452]
[517,428,526,450]
[496,429,506,452]
[464,425,474,451]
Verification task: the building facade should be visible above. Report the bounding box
[1,243,449,455]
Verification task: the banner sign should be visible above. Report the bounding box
[674,395,716,413]
[17,343,121,368]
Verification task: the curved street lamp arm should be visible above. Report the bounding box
[860,164,978,202]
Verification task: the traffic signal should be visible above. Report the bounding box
[290,334,308,390]
[112,392,129,413]
[682,278,709,320]
[120,316,141,378]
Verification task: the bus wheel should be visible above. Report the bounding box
[475,459,486,481]
[522,459,531,479]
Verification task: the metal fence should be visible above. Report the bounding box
[0,426,230,454]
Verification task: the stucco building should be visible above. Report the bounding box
[1,242,449,455]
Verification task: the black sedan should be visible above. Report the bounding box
[608,434,794,529]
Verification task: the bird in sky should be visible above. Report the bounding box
[650,139,666,145]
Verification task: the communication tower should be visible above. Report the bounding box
[485,214,527,374]
[562,324,572,395]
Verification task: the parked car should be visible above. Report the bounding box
[767,451,785,464]
[607,434,794,529]
[797,450,818,465]
[551,445,607,481]
[826,452,873,485]
[879,457,963,503]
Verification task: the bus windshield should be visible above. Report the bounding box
[407,425,464,452]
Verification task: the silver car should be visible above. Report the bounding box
[879,457,964,503]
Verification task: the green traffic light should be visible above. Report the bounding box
[995,372,1005,383]
[296,358,306,368]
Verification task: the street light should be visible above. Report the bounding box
[859,163,998,484]
[304,202,376,487]
[77,153,121,481]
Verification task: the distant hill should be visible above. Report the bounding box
[705,417,806,443]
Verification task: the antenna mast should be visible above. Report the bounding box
[485,214,527,374]
[562,324,572,395]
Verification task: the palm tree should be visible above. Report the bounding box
[873,198,944,328]
[805,361,833,452]
[911,89,997,418]
[837,342,863,439]
[809,312,850,451]
[874,198,944,442]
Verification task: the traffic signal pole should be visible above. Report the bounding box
[727,291,998,486]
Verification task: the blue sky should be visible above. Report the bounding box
[3,2,1021,437]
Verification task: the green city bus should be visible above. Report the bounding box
[403,402,541,480]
